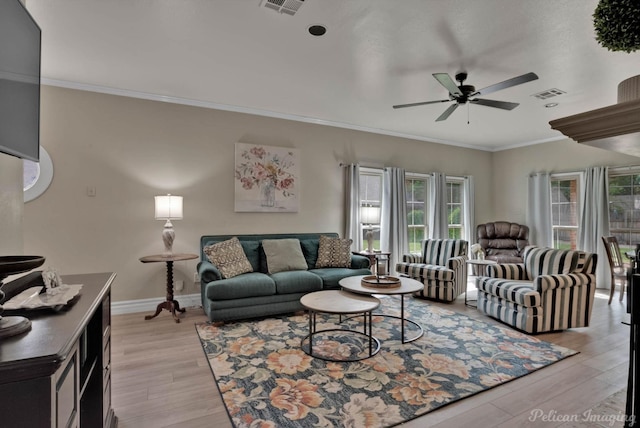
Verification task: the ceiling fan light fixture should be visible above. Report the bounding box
[393,71,539,121]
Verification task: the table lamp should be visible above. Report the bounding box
[155,194,183,255]
[361,205,381,253]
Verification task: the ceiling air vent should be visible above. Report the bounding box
[262,0,304,16]
[532,88,566,100]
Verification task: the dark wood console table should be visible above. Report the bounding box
[140,253,198,323]
[0,272,117,428]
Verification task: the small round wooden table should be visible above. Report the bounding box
[139,253,198,323]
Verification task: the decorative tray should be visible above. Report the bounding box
[2,284,82,311]
[361,275,401,289]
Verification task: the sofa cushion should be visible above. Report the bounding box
[310,267,371,289]
[315,235,352,268]
[240,240,261,272]
[203,237,253,279]
[523,247,581,280]
[205,272,275,300]
[300,238,320,269]
[271,270,323,294]
[422,239,466,266]
[262,238,308,274]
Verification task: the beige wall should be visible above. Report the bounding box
[16,86,494,302]
[7,86,638,302]
[491,139,639,223]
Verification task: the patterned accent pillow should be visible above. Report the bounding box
[203,237,253,279]
[315,235,352,268]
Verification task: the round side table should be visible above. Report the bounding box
[465,259,497,307]
[140,253,198,323]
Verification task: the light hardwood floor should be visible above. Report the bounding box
[111,287,630,428]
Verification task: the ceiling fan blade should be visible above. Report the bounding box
[432,73,463,97]
[436,103,459,122]
[393,99,451,109]
[471,98,519,110]
[472,72,539,96]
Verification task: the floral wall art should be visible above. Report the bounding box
[234,143,299,212]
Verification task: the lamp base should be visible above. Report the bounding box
[365,230,374,253]
[162,220,175,255]
[0,315,31,339]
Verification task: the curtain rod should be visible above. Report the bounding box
[341,163,470,179]
[529,164,640,177]
[610,165,640,173]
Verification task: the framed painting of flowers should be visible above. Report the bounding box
[234,143,299,212]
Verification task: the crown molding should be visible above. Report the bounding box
[549,99,640,158]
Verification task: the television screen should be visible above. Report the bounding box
[0,0,41,162]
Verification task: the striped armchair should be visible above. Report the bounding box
[396,239,468,302]
[476,246,597,334]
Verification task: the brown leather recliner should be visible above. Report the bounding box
[476,221,529,263]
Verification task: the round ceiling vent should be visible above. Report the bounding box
[308,25,326,36]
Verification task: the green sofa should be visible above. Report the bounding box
[198,233,371,322]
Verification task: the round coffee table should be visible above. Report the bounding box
[300,290,381,362]
[339,275,424,344]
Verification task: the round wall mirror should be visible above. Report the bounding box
[23,146,53,202]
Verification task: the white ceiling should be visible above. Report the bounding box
[25,0,640,151]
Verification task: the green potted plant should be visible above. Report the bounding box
[593,0,640,53]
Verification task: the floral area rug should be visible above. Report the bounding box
[195,296,578,428]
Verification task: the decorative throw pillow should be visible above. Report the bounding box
[315,235,352,268]
[203,237,253,279]
[262,239,308,274]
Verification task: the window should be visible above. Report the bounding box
[447,179,464,239]
[608,171,640,257]
[405,175,428,253]
[359,169,382,250]
[551,175,580,250]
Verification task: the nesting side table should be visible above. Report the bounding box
[465,259,497,307]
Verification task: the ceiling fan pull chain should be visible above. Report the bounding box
[467,103,470,125]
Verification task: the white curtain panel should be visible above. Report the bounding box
[343,164,361,251]
[578,166,610,287]
[380,167,408,273]
[527,172,553,248]
[463,176,475,245]
[429,172,449,239]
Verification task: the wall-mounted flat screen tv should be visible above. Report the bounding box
[0,0,41,162]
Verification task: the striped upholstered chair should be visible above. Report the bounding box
[396,239,468,302]
[476,246,597,334]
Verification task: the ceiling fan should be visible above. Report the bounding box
[393,71,539,122]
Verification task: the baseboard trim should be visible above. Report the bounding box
[111,293,201,315]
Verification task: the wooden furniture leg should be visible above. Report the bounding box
[145,261,186,323]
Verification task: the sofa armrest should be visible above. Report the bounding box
[535,273,596,293]
[396,262,455,282]
[198,260,222,283]
[486,263,527,280]
[446,255,467,270]
[350,254,370,269]
[401,254,422,263]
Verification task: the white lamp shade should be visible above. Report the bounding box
[155,195,183,220]
[361,206,381,225]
